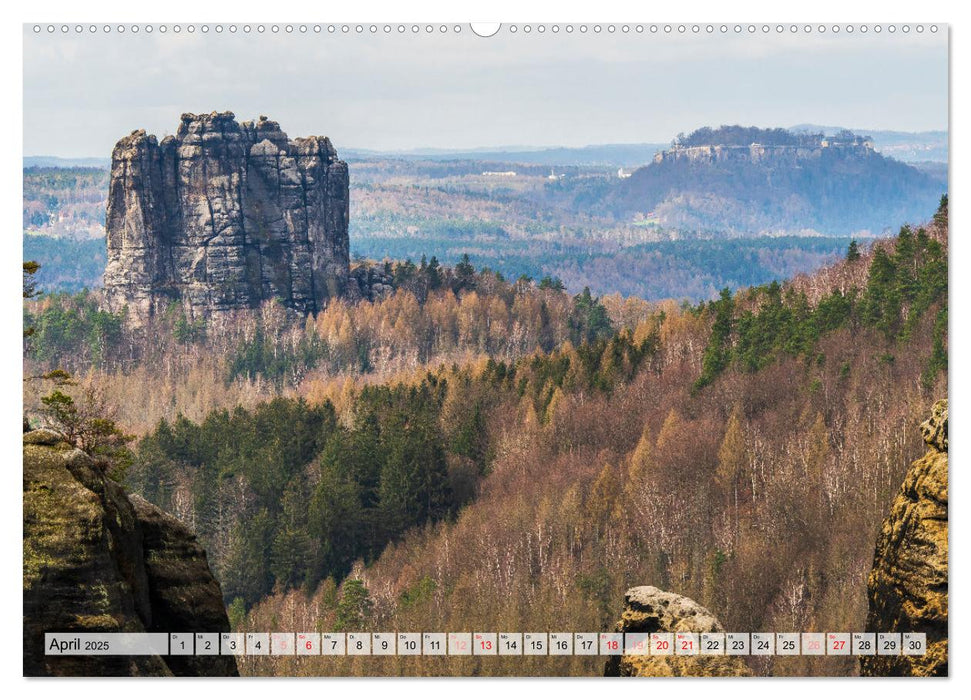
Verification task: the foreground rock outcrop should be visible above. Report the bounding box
[104,111,350,321]
[861,400,948,677]
[23,428,238,676]
[604,586,751,676]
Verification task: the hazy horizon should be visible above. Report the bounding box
[24,25,948,158]
[22,125,951,161]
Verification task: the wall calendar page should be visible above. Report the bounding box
[17,4,952,687]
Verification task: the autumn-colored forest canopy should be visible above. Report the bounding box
[22,198,947,676]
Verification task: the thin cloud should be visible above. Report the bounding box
[23,27,948,157]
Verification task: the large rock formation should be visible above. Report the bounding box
[23,428,238,676]
[861,400,948,677]
[604,586,751,677]
[104,111,350,321]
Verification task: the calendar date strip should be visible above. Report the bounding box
[45,631,928,657]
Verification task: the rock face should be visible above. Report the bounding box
[861,400,948,677]
[23,428,238,676]
[651,141,872,166]
[104,111,350,321]
[604,586,751,677]
[350,263,395,302]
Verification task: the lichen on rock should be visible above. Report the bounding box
[22,428,238,676]
[861,399,948,677]
[604,586,751,677]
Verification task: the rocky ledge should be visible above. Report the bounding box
[23,428,238,676]
[604,586,750,677]
[861,399,948,677]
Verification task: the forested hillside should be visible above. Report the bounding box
[231,199,945,677]
[23,198,946,677]
[22,234,106,293]
[606,127,943,236]
[23,261,613,433]
[23,167,108,238]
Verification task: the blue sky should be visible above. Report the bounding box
[23,24,948,157]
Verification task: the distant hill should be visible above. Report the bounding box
[23,167,109,239]
[344,143,668,168]
[25,124,945,171]
[910,160,949,186]
[604,126,946,236]
[342,125,947,169]
[24,155,110,168]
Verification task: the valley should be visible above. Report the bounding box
[23,123,948,677]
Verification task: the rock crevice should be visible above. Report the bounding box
[861,399,948,677]
[104,111,350,321]
[23,428,238,676]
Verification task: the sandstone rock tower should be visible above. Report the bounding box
[104,112,350,320]
[861,399,948,677]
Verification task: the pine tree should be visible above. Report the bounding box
[39,386,134,475]
[223,508,274,605]
[568,287,613,345]
[694,288,734,390]
[538,275,565,291]
[309,457,364,579]
[933,194,948,229]
[861,247,899,334]
[426,256,443,290]
[376,389,452,538]
[335,579,373,632]
[452,401,489,474]
[23,261,40,338]
[269,476,312,589]
[454,253,476,291]
[922,307,948,389]
[226,597,247,630]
